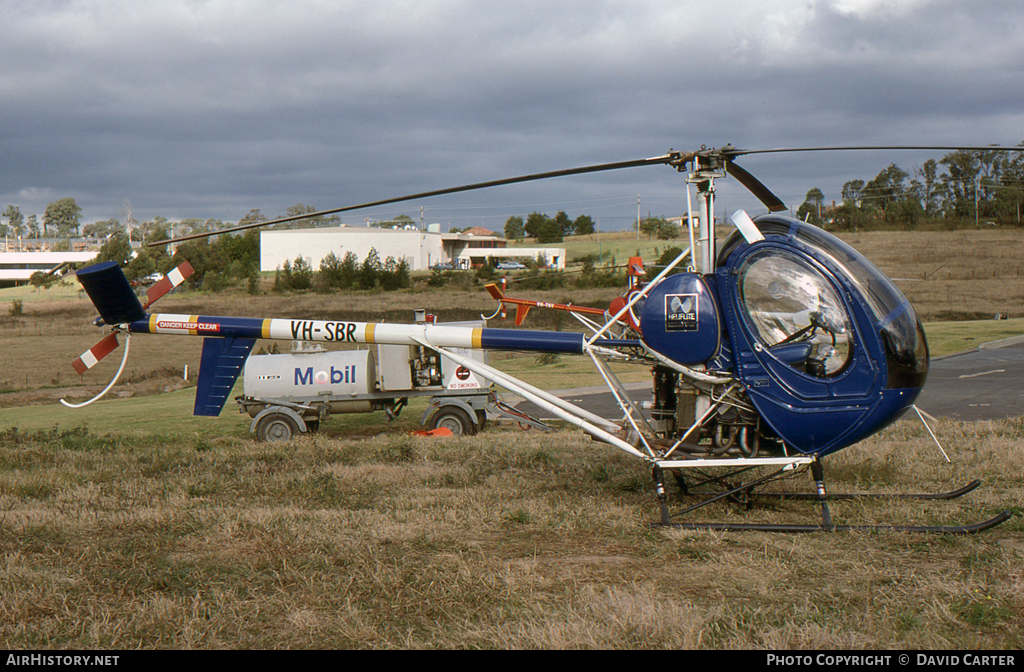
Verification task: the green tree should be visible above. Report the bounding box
[842,179,865,207]
[554,210,573,237]
[524,212,550,239]
[504,215,525,240]
[44,197,82,237]
[639,217,677,240]
[380,257,411,291]
[83,218,124,239]
[572,214,595,236]
[126,249,158,283]
[290,256,313,290]
[797,188,825,224]
[171,239,218,289]
[360,248,382,289]
[536,218,563,243]
[274,258,293,292]
[918,159,943,217]
[340,252,360,287]
[26,215,39,238]
[3,205,24,237]
[863,164,911,219]
[92,232,133,266]
[137,216,172,243]
[317,252,345,290]
[142,223,173,271]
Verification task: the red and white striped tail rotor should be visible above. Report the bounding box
[71,262,192,375]
[72,332,121,375]
[143,261,194,309]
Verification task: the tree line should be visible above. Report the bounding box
[2,198,83,239]
[797,145,1024,229]
[504,211,595,243]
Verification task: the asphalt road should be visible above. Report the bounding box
[915,337,1024,421]
[510,337,1024,423]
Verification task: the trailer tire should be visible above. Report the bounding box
[430,407,477,436]
[256,412,300,442]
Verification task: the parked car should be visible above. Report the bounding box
[431,262,454,271]
[496,261,526,270]
[136,272,164,286]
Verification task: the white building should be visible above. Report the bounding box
[0,251,97,285]
[260,226,566,272]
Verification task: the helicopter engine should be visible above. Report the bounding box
[649,368,770,457]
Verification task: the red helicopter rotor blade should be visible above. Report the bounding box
[143,261,195,309]
[71,333,120,375]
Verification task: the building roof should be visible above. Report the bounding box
[462,226,496,237]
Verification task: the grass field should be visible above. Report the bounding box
[1,228,1023,649]
[0,418,1021,649]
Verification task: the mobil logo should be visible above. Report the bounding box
[294,364,358,386]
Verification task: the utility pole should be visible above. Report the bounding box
[637,194,641,246]
[975,176,980,228]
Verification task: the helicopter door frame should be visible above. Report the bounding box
[723,239,881,399]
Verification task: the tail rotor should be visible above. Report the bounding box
[63,262,194,407]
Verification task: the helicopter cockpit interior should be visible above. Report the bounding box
[737,248,851,377]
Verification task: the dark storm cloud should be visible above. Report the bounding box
[2,0,1023,229]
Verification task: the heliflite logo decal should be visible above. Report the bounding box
[665,294,698,332]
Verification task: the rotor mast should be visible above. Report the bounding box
[686,153,726,275]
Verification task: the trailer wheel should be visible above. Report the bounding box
[430,407,477,436]
[256,412,300,442]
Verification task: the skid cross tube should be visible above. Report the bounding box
[656,463,802,523]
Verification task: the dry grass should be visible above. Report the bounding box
[0,419,1021,649]
[832,228,1024,321]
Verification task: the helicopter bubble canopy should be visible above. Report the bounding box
[716,215,929,455]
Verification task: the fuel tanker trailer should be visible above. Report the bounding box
[237,317,546,441]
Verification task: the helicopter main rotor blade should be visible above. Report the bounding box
[147,144,1024,248]
[724,161,788,212]
[149,153,680,247]
[724,145,1024,158]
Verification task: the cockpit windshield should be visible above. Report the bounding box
[791,223,928,388]
[765,220,933,389]
[738,249,851,377]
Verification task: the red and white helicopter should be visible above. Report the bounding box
[64,144,1021,533]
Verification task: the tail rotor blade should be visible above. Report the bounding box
[143,261,195,309]
[72,333,121,375]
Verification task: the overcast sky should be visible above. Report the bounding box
[3,0,1023,232]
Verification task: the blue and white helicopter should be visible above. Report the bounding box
[65,145,1019,533]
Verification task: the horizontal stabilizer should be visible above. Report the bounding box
[193,336,256,417]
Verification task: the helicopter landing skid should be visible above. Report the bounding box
[650,461,1012,535]
[759,478,983,502]
[655,513,1013,535]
